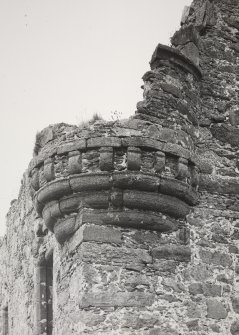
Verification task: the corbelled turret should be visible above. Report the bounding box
[28,113,199,245]
[28,8,208,247]
[3,1,239,334]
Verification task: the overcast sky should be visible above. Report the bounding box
[0,0,192,235]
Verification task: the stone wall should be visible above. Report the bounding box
[0,175,38,335]
[1,0,239,334]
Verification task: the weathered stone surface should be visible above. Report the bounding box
[99,147,113,171]
[231,321,239,335]
[57,139,86,155]
[121,136,164,151]
[172,25,199,47]
[210,324,221,333]
[189,282,203,295]
[59,194,82,214]
[82,192,109,209]
[150,43,202,79]
[159,177,198,205]
[164,143,190,159]
[199,175,239,195]
[229,110,239,126]
[199,249,233,268]
[203,283,222,297]
[79,291,154,308]
[211,124,239,147]
[198,159,213,174]
[186,319,199,331]
[54,216,77,243]
[176,157,188,180]
[77,242,153,265]
[177,101,198,125]
[69,173,111,192]
[30,169,39,191]
[225,17,239,30]
[80,208,178,232]
[79,225,122,244]
[37,179,71,206]
[68,152,82,174]
[149,326,179,335]
[160,82,182,98]
[188,280,222,297]
[37,127,54,147]
[216,273,233,284]
[87,136,121,148]
[230,43,239,53]
[180,42,200,66]
[151,245,191,262]
[42,200,61,229]
[153,260,177,273]
[162,277,185,293]
[123,190,190,219]
[206,299,228,320]
[232,297,239,314]
[187,301,202,318]
[112,172,159,192]
[43,158,55,182]
[67,225,122,253]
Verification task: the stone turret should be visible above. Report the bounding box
[26,34,206,331]
[28,16,204,250]
[1,0,239,334]
[28,115,199,243]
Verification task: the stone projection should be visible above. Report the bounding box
[1,0,239,334]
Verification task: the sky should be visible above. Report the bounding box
[0,0,192,236]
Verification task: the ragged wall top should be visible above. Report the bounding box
[173,0,239,131]
[136,43,201,137]
[169,0,239,198]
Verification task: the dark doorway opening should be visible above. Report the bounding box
[35,253,53,335]
[2,306,8,335]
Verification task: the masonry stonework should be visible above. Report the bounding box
[1,0,239,334]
